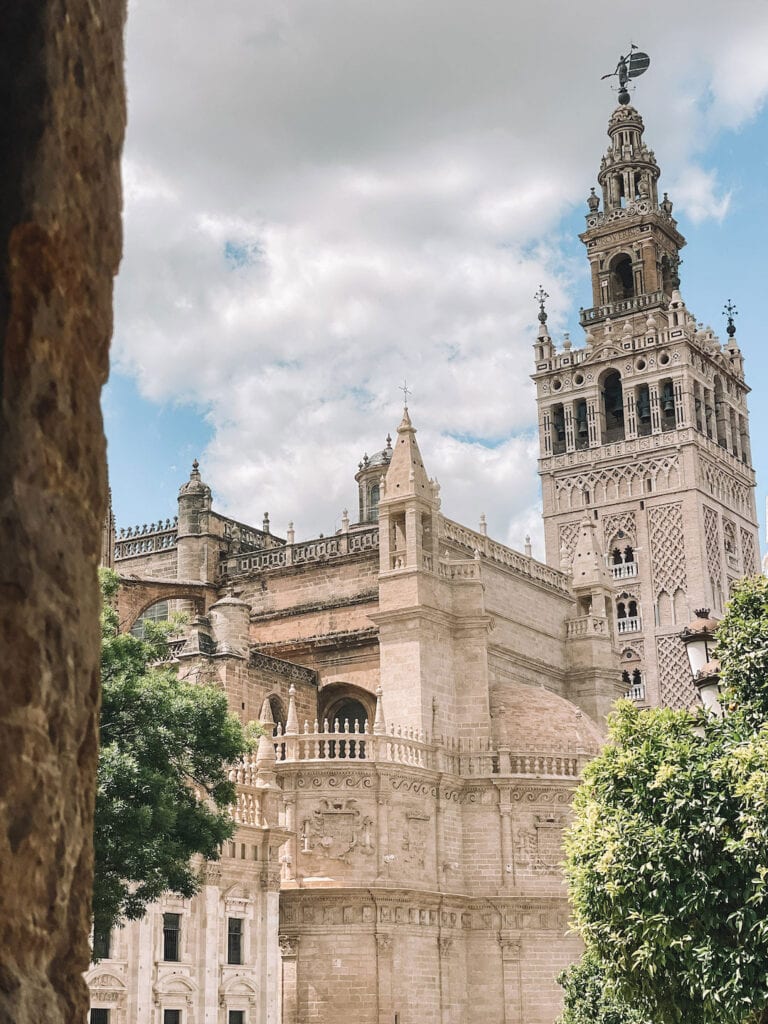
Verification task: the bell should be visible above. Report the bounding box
[577,416,588,439]
[662,384,675,415]
[636,392,651,423]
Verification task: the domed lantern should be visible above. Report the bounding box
[679,608,722,715]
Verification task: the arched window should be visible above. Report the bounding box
[268,695,286,730]
[575,399,589,448]
[602,371,625,443]
[612,548,623,565]
[623,545,634,563]
[609,253,635,300]
[552,404,566,454]
[617,602,627,619]
[318,683,376,760]
[130,599,169,639]
[636,384,651,435]
[369,483,380,521]
[660,378,676,429]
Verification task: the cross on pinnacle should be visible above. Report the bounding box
[723,299,738,338]
[399,380,411,407]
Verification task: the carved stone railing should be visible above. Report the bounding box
[440,517,570,594]
[566,615,609,639]
[249,650,318,687]
[610,562,638,580]
[617,616,642,634]
[624,681,646,702]
[579,290,667,327]
[151,638,187,665]
[271,720,585,780]
[115,517,178,559]
[233,526,379,575]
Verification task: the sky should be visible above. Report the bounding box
[105,0,768,558]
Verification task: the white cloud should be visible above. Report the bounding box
[112,0,768,547]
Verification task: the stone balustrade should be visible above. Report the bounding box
[610,561,638,580]
[565,615,609,638]
[440,517,570,594]
[267,687,588,780]
[114,517,178,559]
[579,289,667,327]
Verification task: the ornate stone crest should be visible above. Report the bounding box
[515,813,566,873]
[300,798,374,864]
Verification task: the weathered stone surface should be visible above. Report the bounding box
[0,4,125,1022]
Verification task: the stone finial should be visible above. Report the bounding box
[259,696,275,729]
[286,521,295,545]
[262,512,270,534]
[373,686,386,735]
[524,535,532,558]
[341,509,350,532]
[255,729,276,770]
[479,513,487,536]
[285,684,299,736]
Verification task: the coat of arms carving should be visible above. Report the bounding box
[300,798,374,864]
[514,813,566,873]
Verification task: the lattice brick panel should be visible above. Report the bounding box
[558,520,582,564]
[703,505,723,598]
[741,528,758,575]
[603,510,637,549]
[648,502,687,598]
[657,634,696,709]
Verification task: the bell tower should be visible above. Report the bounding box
[534,82,760,711]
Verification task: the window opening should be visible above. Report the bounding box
[229,1013,245,1024]
[130,599,169,639]
[92,928,111,961]
[601,371,625,442]
[609,254,634,299]
[91,1011,110,1024]
[163,913,181,962]
[227,918,243,965]
[164,1012,181,1024]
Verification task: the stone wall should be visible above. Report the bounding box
[0,3,126,1022]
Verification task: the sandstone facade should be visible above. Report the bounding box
[89,98,758,1024]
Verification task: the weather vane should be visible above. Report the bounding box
[601,45,650,105]
[535,285,549,325]
[723,299,738,338]
[399,379,411,407]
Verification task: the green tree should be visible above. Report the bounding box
[94,569,248,933]
[563,576,768,1024]
[557,950,647,1024]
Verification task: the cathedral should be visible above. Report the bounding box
[87,91,759,1024]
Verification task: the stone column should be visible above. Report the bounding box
[376,933,394,1024]
[624,387,638,440]
[499,933,523,1024]
[279,935,299,1024]
[649,382,662,434]
[564,404,576,452]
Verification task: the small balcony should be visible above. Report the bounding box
[624,681,646,701]
[617,616,642,634]
[610,561,638,580]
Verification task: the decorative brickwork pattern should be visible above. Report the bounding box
[602,510,637,549]
[648,502,687,598]
[558,520,582,564]
[656,634,695,709]
[703,506,723,608]
[700,456,750,515]
[554,454,680,512]
[741,528,758,575]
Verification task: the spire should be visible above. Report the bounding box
[259,696,275,731]
[285,683,299,735]
[570,514,611,591]
[384,406,433,500]
[373,686,386,735]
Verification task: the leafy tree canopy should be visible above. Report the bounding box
[564,576,768,1024]
[94,569,248,933]
[557,950,648,1024]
